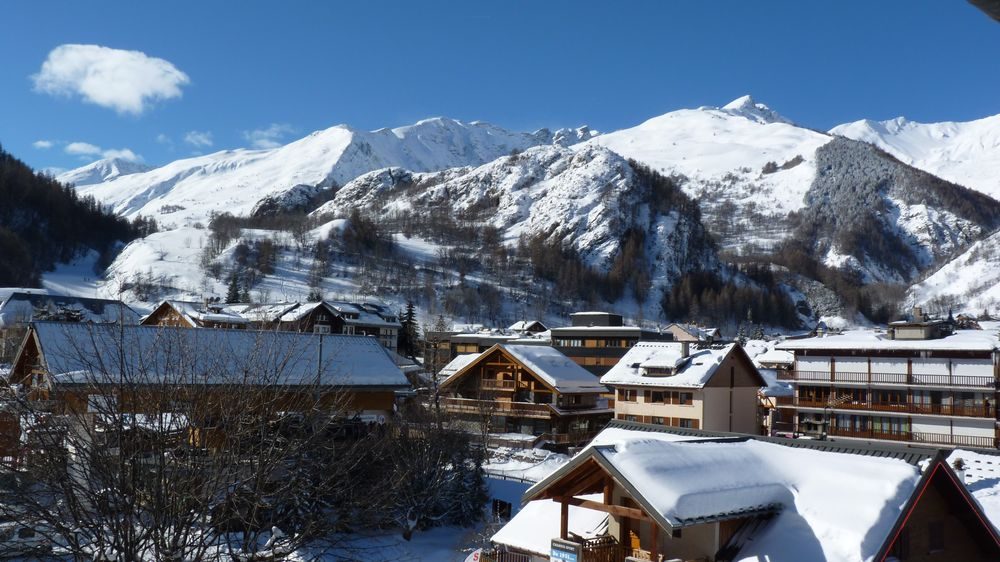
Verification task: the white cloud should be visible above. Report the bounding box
[183,130,213,148]
[65,141,142,162]
[33,140,54,149]
[155,133,171,144]
[243,123,295,149]
[32,44,190,115]
[102,148,142,162]
[65,141,102,156]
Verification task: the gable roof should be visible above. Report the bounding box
[601,343,765,389]
[523,424,935,561]
[20,322,409,389]
[0,291,139,328]
[441,344,606,394]
[875,452,1000,561]
[148,300,249,327]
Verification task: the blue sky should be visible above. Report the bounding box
[2,0,999,173]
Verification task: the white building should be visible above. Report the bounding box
[776,325,999,449]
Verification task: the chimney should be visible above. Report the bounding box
[913,306,924,322]
[680,341,690,358]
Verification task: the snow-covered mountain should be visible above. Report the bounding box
[314,144,716,276]
[907,229,1000,314]
[49,97,1000,325]
[62,118,590,226]
[831,114,1000,199]
[57,157,152,187]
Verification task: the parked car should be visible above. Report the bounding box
[0,522,51,558]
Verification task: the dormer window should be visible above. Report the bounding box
[642,366,676,377]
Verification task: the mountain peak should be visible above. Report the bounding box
[719,95,793,125]
[57,156,152,187]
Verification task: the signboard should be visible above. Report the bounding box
[550,538,582,562]
[463,549,482,562]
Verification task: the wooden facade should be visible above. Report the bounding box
[439,345,611,446]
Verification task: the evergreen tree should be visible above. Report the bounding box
[399,301,418,358]
[225,273,240,303]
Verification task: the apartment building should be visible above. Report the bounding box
[601,342,764,433]
[550,312,674,376]
[776,315,999,449]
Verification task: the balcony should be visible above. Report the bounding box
[783,370,995,389]
[826,426,996,449]
[792,398,995,418]
[440,397,552,419]
[480,379,516,391]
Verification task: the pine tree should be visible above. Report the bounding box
[225,273,240,304]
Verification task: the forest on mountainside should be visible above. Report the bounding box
[0,146,153,286]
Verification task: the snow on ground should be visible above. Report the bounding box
[907,229,1000,314]
[41,250,104,298]
[297,525,485,562]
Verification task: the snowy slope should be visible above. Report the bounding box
[65,118,587,226]
[583,95,831,216]
[57,157,152,187]
[832,114,1000,199]
[907,229,1000,313]
[313,144,719,315]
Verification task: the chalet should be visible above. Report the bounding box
[493,421,1000,562]
[601,342,764,434]
[775,325,1000,448]
[142,300,402,352]
[550,312,673,376]
[508,320,548,335]
[438,344,612,446]
[0,290,139,362]
[141,300,249,329]
[5,322,411,454]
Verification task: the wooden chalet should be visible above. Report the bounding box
[438,344,611,447]
[494,421,1000,562]
[5,322,411,455]
[141,300,249,329]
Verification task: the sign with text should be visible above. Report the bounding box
[550,538,582,562]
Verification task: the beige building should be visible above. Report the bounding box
[601,342,764,434]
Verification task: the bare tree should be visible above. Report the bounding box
[0,324,425,561]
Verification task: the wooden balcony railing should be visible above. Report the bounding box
[785,370,995,389]
[793,398,995,418]
[480,379,516,391]
[439,397,552,419]
[827,426,996,449]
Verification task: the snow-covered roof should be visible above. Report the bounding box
[776,329,1000,352]
[500,345,607,394]
[523,427,926,561]
[0,291,139,328]
[491,494,607,556]
[29,322,410,389]
[757,368,793,397]
[226,302,301,323]
[161,300,248,326]
[325,301,400,328]
[507,320,546,332]
[438,353,482,381]
[754,348,794,366]
[600,343,738,388]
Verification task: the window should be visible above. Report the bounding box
[618,389,637,402]
[651,391,665,403]
[625,415,639,423]
[678,418,698,429]
[651,416,665,425]
[678,392,693,405]
[313,325,331,334]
